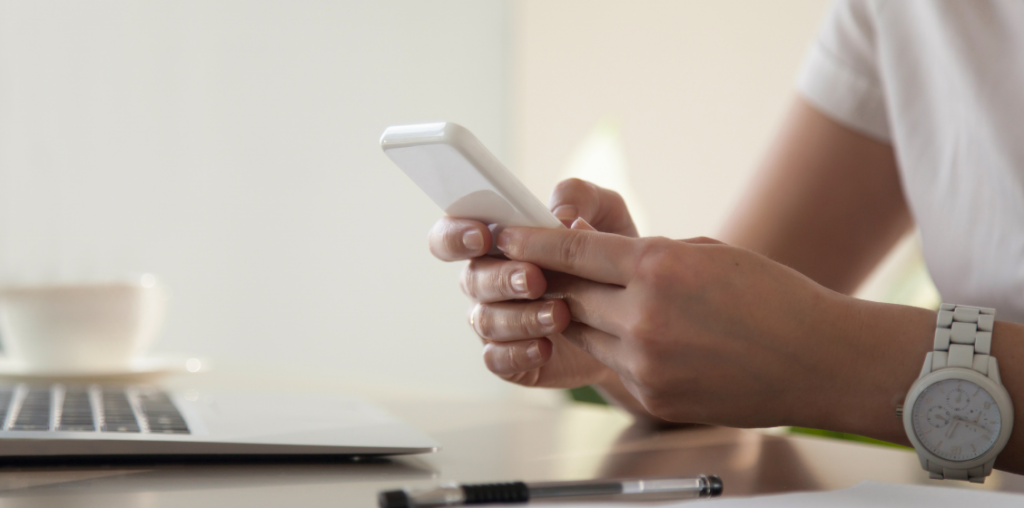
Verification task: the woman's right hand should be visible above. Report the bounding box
[428,178,639,389]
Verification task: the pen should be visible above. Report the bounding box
[379,474,722,507]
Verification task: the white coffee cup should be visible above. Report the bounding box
[0,275,167,373]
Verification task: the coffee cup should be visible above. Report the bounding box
[0,275,167,373]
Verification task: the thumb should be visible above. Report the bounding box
[548,178,638,236]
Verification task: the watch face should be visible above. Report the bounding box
[911,378,1002,461]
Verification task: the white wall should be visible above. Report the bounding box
[0,1,512,397]
[0,0,840,400]
[513,0,830,240]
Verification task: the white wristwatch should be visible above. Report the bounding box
[900,303,1014,483]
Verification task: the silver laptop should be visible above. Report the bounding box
[0,384,438,457]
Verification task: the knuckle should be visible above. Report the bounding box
[519,315,540,339]
[604,187,626,207]
[481,344,506,373]
[500,232,523,260]
[482,343,531,376]
[628,360,697,422]
[502,311,530,339]
[520,303,551,337]
[504,345,527,372]
[463,260,528,302]
[623,314,661,347]
[441,225,465,256]
[633,237,671,274]
[631,376,673,416]
[558,232,592,267]
[619,300,667,348]
[473,305,497,339]
[427,222,445,253]
[641,393,675,420]
[633,237,685,287]
[473,303,538,340]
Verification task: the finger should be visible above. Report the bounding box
[559,323,624,371]
[496,227,637,286]
[428,218,491,261]
[481,338,552,378]
[543,271,628,337]
[549,178,639,236]
[460,257,546,303]
[471,299,570,341]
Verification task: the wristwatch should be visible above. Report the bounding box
[899,303,1014,483]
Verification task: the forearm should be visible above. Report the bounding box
[719,98,911,295]
[991,320,1024,473]
[812,297,1024,476]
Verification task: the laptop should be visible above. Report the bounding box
[0,383,439,458]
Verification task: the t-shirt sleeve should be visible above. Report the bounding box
[797,0,891,142]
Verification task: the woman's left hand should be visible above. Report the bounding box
[495,224,927,429]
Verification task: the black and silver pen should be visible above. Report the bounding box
[379,475,723,507]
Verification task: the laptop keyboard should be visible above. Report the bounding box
[0,385,189,434]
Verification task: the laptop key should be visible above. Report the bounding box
[11,389,51,431]
[58,390,95,431]
[138,391,190,434]
[101,391,141,433]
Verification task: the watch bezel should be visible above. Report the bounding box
[903,367,1014,470]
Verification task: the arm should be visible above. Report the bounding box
[493,216,1024,479]
[495,213,1024,476]
[720,98,913,295]
[480,99,1024,474]
[714,99,1024,470]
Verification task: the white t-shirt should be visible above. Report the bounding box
[798,0,1024,323]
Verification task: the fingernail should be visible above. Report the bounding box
[496,231,510,252]
[571,217,595,231]
[552,204,578,222]
[526,341,541,362]
[462,229,484,252]
[511,270,529,294]
[537,302,555,327]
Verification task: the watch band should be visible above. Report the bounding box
[926,303,998,481]
[931,303,996,376]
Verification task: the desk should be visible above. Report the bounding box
[0,371,1022,507]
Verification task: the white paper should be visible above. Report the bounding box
[530,481,1023,508]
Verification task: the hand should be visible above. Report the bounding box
[492,224,925,428]
[427,178,639,389]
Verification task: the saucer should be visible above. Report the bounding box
[0,354,209,383]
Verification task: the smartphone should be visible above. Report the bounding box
[380,122,564,252]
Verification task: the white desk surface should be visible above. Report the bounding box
[0,367,1021,507]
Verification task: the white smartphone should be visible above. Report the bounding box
[380,122,564,251]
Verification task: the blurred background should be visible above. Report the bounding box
[0,0,936,400]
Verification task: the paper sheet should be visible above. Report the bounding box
[530,481,1023,507]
